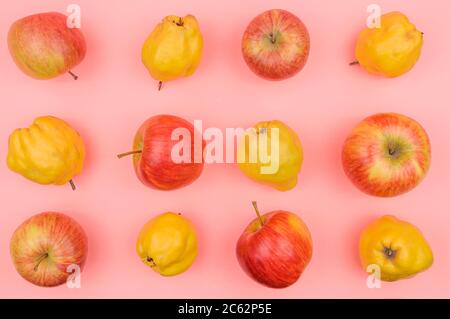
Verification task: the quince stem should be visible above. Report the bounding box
[117,150,142,159]
[252,201,264,227]
[69,179,76,191]
[68,71,79,80]
[349,61,359,66]
[158,81,163,91]
[176,17,184,26]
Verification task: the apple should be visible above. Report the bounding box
[118,115,205,190]
[342,113,431,197]
[242,9,310,80]
[10,212,88,287]
[236,202,313,288]
[8,12,86,80]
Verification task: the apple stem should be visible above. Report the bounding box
[117,150,142,159]
[68,71,79,80]
[69,179,76,191]
[158,81,163,91]
[349,61,359,66]
[34,253,49,272]
[252,201,264,227]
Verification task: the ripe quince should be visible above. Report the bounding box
[359,215,433,282]
[7,116,85,188]
[136,212,198,276]
[237,120,303,191]
[142,15,203,88]
[355,12,423,77]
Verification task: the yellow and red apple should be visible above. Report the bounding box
[242,9,310,80]
[342,113,431,197]
[236,202,313,288]
[10,212,88,287]
[8,12,86,80]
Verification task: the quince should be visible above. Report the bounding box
[359,215,433,282]
[7,116,85,189]
[142,15,203,88]
[355,12,423,77]
[237,120,303,191]
[136,212,198,276]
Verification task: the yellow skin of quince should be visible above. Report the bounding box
[355,12,423,77]
[7,116,85,186]
[237,120,303,191]
[359,215,433,282]
[142,15,203,83]
[136,212,198,276]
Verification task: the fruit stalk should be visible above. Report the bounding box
[68,71,79,80]
[252,201,264,227]
[33,253,48,271]
[117,150,142,159]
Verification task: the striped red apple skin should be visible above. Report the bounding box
[342,113,431,197]
[10,212,88,287]
[236,209,313,288]
[132,115,205,191]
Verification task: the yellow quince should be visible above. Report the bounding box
[142,15,203,89]
[355,12,423,77]
[7,116,85,189]
[359,215,433,282]
[237,120,303,191]
[136,212,198,276]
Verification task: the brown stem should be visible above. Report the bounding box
[146,257,157,268]
[269,33,276,44]
[34,253,49,272]
[69,179,76,191]
[349,61,359,66]
[176,17,184,26]
[158,81,163,91]
[252,201,264,227]
[117,150,142,159]
[68,71,79,80]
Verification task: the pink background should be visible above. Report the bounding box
[0,0,449,299]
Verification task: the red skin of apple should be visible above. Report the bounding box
[8,12,86,80]
[131,115,205,191]
[236,210,313,288]
[10,212,88,287]
[342,113,431,197]
[242,9,310,80]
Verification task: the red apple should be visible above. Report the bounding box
[10,212,88,287]
[242,9,310,80]
[8,12,86,80]
[236,202,313,288]
[342,113,431,197]
[118,115,205,190]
